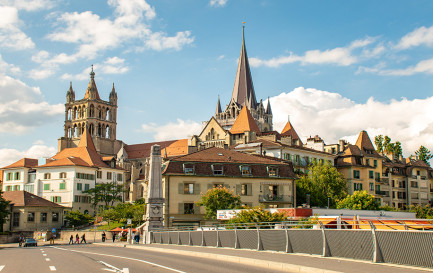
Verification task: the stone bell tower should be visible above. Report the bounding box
[58,66,122,156]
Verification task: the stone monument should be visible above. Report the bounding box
[143,145,165,244]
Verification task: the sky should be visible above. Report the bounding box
[1,0,433,166]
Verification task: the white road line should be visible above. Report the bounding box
[50,246,186,273]
[49,266,56,271]
[43,254,47,256]
[0,265,5,272]
[46,258,51,261]
[99,261,129,273]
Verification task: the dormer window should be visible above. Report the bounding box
[240,165,251,176]
[268,166,278,177]
[212,164,223,175]
[183,163,195,174]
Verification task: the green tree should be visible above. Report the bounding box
[101,200,145,227]
[374,135,384,153]
[85,182,125,210]
[65,210,94,227]
[0,190,11,232]
[196,186,242,220]
[407,204,433,219]
[227,207,287,224]
[393,141,403,157]
[337,190,380,210]
[415,146,433,166]
[296,161,347,208]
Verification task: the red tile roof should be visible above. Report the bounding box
[161,139,189,158]
[280,120,303,145]
[229,107,261,135]
[3,191,65,208]
[125,140,179,159]
[2,158,38,169]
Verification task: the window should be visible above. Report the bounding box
[366,159,370,166]
[43,183,50,191]
[6,172,11,181]
[369,183,374,191]
[374,160,377,167]
[59,172,67,178]
[59,182,66,190]
[353,170,360,179]
[240,184,252,196]
[51,196,61,203]
[212,165,223,175]
[184,183,194,194]
[14,172,20,180]
[28,173,36,183]
[117,174,123,182]
[183,164,194,174]
[184,203,194,214]
[77,183,82,191]
[369,171,374,179]
[12,185,20,191]
[97,171,102,179]
[27,212,35,222]
[354,183,363,191]
[268,166,278,177]
[44,173,51,179]
[241,165,251,176]
[84,184,90,191]
[107,172,112,180]
[52,212,59,222]
[411,181,418,188]
[24,184,34,193]
[12,212,19,227]
[375,172,380,182]
[5,186,11,191]
[40,213,47,222]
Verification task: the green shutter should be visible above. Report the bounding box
[50,197,54,202]
[236,185,241,195]
[193,183,200,195]
[178,183,184,194]
[193,204,199,215]
[279,185,284,195]
[247,184,252,196]
[178,203,184,214]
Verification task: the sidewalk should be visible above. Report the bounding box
[94,242,433,273]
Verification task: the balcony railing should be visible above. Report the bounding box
[421,176,427,180]
[259,194,293,203]
[375,190,389,197]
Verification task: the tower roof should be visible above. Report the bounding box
[281,120,303,145]
[215,96,222,115]
[354,130,381,158]
[78,127,97,151]
[84,65,101,100]
[229,106,261,134]
[266,97,272,115]
[230,26,257,110]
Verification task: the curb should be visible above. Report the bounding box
[94,243,342,273]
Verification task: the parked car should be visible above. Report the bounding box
[24,238,37,247]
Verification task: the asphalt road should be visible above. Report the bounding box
[0,244,285,273]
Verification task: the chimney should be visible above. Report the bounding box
[338,139,345,152]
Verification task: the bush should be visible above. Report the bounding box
[65,210,94,227]
[196,186,241,220]
[227,207,287,225]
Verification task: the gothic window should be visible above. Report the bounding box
[73,107,77,119]
[106,108,110,121]
[97,106,102,119]
[90,104,95,117]
[67,108,72,120]
[97,123,102,136]
[89,124,94,135]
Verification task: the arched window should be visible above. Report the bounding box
[89,124,94,135]
[97,106,102,119]
[73,125,77,137]
[106,108,110,121]
[97,123,102,136]
[140,186,144,198]
[90,104,95,117]
[73,107,77,119]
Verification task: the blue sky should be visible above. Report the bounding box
[1,0,433,165]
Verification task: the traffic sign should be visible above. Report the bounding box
[127,219,132,225]
[52,228,56,233]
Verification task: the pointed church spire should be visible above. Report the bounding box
[110,82,117,105]
[230,25,258,110]
[66,81,75,103]
[215,95,222,115]
[84,65,101,100]
[266,97,272,115]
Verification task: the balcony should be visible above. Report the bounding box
[421,176,427,180]
[259,194,293,203]
[379,178,390,185]
[375,190,389,197]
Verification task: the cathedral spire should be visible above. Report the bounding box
[84,65,101,100]
[215,95,222,115]
[110,82,117,105]
[266,97,272,115]
[230,25,257,110]
[66,81,75,103]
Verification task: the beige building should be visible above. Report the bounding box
[161,147,297,227]
[2,191,66,232]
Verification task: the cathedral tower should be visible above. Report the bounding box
[58,66,121,156]
[214,26,273,132]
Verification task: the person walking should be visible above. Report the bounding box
[80,233,86,244]
[102,231,106,243]
[18,234,24,247]
[69,235,74,244]
[134,232,140,244]
[75,234,80,244]
[112,232,116,243]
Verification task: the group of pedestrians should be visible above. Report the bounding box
[68,233,86,244]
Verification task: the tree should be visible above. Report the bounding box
[374,135,384,153]
[85,182,125,211]
[393,141,402,157]
[101,200,145,226]
[65,210,94,227]
[415,146,433,166]
[196,186,242,220]
[227,207,287,224]
[407,204,433,219]
[383,136,394,154]
[296,161,347,208]
[337,190,380,210]
[374,135,402,158]
[0,190,11,232]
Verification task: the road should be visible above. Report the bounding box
[0,244,283,273]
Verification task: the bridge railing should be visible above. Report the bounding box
[149,220,433,269]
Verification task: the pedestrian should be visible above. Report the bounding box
[102,231,106,243]
[69,235,74,244]
[80,233,86,244]
[135,233,140,244]
[18,234,24,247]
[112,232,116,243]
[75,234,80,244]
[50,234,55,244]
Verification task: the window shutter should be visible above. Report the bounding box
[178,183,184,194]
[236,185,241,195]
[193,204,200,215]
[193,183,200,195]
[278,185,284,195]
[178,203,184,214]
[50,197,54,202]
[247,184,252,196]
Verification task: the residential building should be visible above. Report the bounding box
[2,191,66,232]
[161,147,297,227]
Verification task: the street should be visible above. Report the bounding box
[0,244,281,273]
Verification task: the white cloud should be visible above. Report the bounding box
[0,144,57,168]
[0,0,56,11]
[0,54,20,74]
[0,75,63,133]
[395,25,433,50]
[141,119,202,141]
[270,87,433,157]
[250,37,375,68]
[0,6,34,50]
[209,0,227,7]
[358,57,433,76]
[61,57,129,80]
[144,31,194,51]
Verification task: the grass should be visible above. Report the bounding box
[96,221,124,231]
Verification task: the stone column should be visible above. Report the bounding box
[143,145,165,244]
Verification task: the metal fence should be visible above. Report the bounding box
[150,221,433,269]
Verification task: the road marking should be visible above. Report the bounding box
[49,266,56,271]
[50,246,186,273]
[99,261,129,273]
[46,258,51,261]
[43,254,47,256]
[0,265,5,272]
